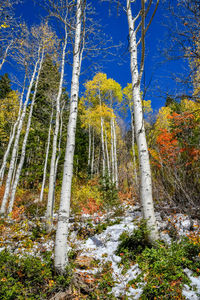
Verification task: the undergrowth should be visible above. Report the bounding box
[116,220,200,299]
[0,250,72,300]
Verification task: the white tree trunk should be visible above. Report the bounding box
[105,129,110,177]
[54,0,85,273]
[40,108,53,202]
[98,91,106,178]
[46,27,68,228]
[100,117,106,178]
[0,47,41,215]
[88,124,91,171]
[52,102,65,212]
[97,147,101,175]
[131,109,138,186]
[91,128,94,175]
[110,119,115,184]
[10,147,18,190]
[8,49,44,214]
[0,76,26,186]
[127,0,158,241]
[112,118,118,188]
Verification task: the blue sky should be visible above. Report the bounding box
[1,0,191,117]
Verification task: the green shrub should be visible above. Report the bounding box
[116,220,152,260]
[0,250,72,299]
[116,223,200,299]
[94,262,115,297]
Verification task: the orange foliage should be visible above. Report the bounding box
[155,110,199,167]
[80,198,102,215]
[11,206,25,221]
[156,129,179,165]
[118,190,134,204]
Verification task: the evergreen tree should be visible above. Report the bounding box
[0,73,12,99]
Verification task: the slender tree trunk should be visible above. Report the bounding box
[8,50,44,214]
[40,108,53,202]
[46,27,68,229]
[110,119,115,183]
[54,0,85,273]
[127,0,158,241]
[97,147,101,175]
[130,109,138,186]
[52,102,65,213]
[100,117,106,178]
[105,129,110,177]
[88,124,91,172]
[0,47,41,215]
[112,118,118,188]
[0,75,26,186]
[91,128,94,175]
[98,90,106,178]
[10,147,18,190]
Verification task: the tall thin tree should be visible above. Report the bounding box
[126,0,159,241]
[55,0,86,272]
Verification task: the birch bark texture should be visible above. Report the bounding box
[91,128,95,175]
[126,0,159,241]
[54,0,86,272]
[40,108,53,202]
[0,76,26,186]
[8,49,45,214]
[46,25,68,229]
[0,47,41,215]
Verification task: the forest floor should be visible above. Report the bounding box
[0,196,200,299]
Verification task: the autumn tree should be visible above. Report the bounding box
[149,98,200,210]
[54,0,86,273]
[126,0,159,241]
[0,22,56,215]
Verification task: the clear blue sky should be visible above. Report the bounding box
[1,0,191,116]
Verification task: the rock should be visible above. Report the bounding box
[182,219,191,230]
[112,254,121,263]
[90,236,104,247]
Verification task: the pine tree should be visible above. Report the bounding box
[0,74,12,99]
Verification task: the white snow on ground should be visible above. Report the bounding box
[183,269,200,300]
[1,205,200,298]
[73,207,200,299]
[75,206,144,298]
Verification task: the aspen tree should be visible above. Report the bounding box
[104,77,122,187]
[123,83,138,186]
[88,124,91,171]
[0,46,41,215]
[105,128,111,177]
[126,0,159,241]
[52,101,65,207]
[40,108,53,202]
[91,127,95,175]
[46,21,68,230]
[8,48,45,214]
[112,117,118,187]
[54,0,86,272]
[0,78,26,186]
[110,118,115,183]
